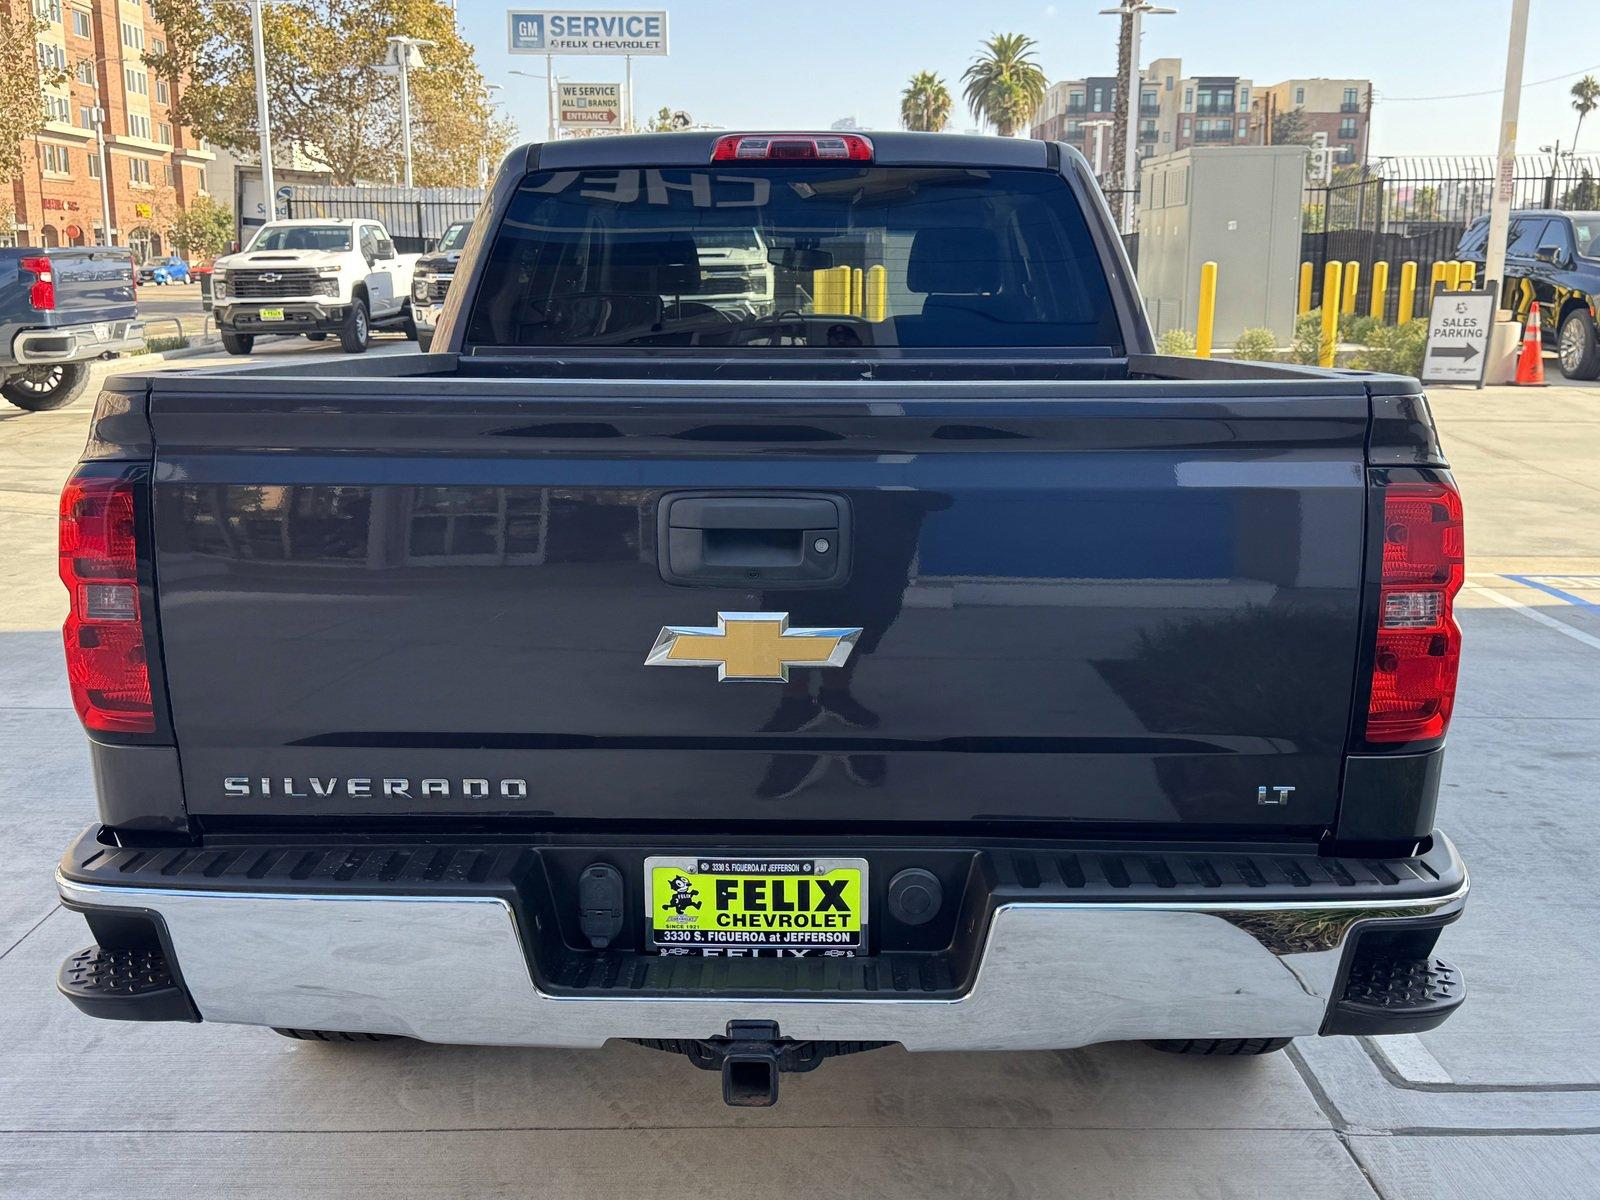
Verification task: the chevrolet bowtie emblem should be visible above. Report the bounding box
[645,612,862,682]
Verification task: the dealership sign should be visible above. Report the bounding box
[559,82,622,127]
[508,10,668,55]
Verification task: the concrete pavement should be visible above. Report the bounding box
[1,355,1597,1197]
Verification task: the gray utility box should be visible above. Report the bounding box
[1136,145,1307,347]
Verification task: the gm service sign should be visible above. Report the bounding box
[507,10,669,56]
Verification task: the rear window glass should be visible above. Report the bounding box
[465,166,1122,351]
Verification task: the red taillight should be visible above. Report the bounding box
[710,133,874,162]
[1366,480,1463,744]
[59,472,153,733]
[21,255,55,310]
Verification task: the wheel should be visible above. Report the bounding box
[1557,309,1600,380]
[339,297,371,353]
[2,362,90,411]
[272,1028,399,1043]
[402,304,418,341]
[221,331,254,356]
[305,332,327,342]
[417,329,434,353]
[1146,1038,1294,1056]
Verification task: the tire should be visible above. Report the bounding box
[2,362,90,411]
[1146,1038,1294,1056]
[339,297,371,354]
[272,1028,399,1043]
[221,331,254,356]
[417,329,434,353]
[305,332,327,342]
[402,304,418,341]
[1557,309,1600,380]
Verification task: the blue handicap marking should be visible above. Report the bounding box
[1501,575,1600,611]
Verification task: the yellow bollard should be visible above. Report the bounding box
[811,268,828,313]
[1195,260,1218,359]
[1397,261,1418,325]
[1320,261,1342,368]
[1298,262,1313,316]
[1458,262,1477,291]
[1341,261,1361,315]
[864,264,888,322]
[851,267,864,317]
[1442,260,1461,292]
[1369,261,1389,322]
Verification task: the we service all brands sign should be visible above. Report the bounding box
[507,10,669,55]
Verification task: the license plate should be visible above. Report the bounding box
[645,856,867,957]
[92,322,110,341]
[259,307,285,321]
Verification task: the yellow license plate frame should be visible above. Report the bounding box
[645,856,867,957]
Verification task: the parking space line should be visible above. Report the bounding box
[1466,583,1600,651]
[1500,574,1600,611]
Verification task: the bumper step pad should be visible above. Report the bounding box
[1324,955,1464,1035]
[57,944,199,1023]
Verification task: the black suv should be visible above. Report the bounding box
[1457,209,1600,379]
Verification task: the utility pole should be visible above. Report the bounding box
[1099,1,1177,234]
[1485,0,1529,308]
[92,106,113,245]
[248,0,275,222]
[385,37,433,189]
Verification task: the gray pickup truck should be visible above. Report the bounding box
[51,132,1468,1107]
[2,247,141,411]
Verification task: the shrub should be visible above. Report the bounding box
[141,335,190,354]
[1156,328,1197,356]
[1231,327,1279,361]
[1339,312,1380,344]
[1350,320,1428,377]
[1287,311,1325,364]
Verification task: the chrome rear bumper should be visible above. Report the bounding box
[13,320,144,364]
[56,850,1468,1051]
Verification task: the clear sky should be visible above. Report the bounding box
[456,0,1600,159]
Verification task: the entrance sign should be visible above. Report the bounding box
[1421,290,1495,385]
[508,10,668,55]
[559,82,623,128]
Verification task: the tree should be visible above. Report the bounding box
[171,195,234,259]
[961,33,1047,138]
[1571,75,1600,150]
[1271,106,1312,146]
[644,106,692,132]
[146,0,512,186]
[900,71,952,133]
[1,6,55,194]
[1559,167,1600,210]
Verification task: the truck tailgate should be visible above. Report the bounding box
[48,247,136,320]
[148,378,1370,834]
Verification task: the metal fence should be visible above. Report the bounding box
[280,185,485,253]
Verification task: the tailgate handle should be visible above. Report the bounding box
[658,493,849,588]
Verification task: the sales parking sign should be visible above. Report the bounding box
[1421,290,1495,386]
[508,10,668,55]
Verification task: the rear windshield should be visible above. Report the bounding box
[465,165,1122,351]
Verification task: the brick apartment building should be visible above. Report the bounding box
[1031,58,1371,178]
[4,0,213,257]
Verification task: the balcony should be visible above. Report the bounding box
[1065,103,1089,116]
[1139,101,1160,116]
[1340,102,1361,113]
[1193,128,1236,143]
[1138,128,1158,142]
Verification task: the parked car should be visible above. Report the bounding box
[209,218,419,355]
[1455,208,1600,378]
[51,132,1469,1108]
[410,219,472,352]
[137,255,191,286]
[1,246,141,411]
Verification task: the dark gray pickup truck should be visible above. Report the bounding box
[2,246,140,411]
[53,133,1467,1106]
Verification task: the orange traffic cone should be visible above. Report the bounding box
[1514,302,1547,386]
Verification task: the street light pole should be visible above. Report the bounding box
[248,0,276,221]
[510,68,560,141]
[1099,1,1176,234]
[1484,0,1530,308]
[92,106,113,245]
[479,82,503,187]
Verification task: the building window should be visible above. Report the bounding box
[74,57,94,84]
[40,143,71,174]
[1339,117,1357,138]
[157,121,172,144]
[121,21,143,49]
[151,37,163,55]
[198,166,208,193]
[33,0,62,22]
[1239,87,1249,111]
[129,157,151,185]
[1295,86,1305,104]
[124,67,148,95]
[155,78,169,104]
[36,41,68,71]
[1165,75,1173,91]
[43,93,71,123]
[163,162,174,185]
[88,153,101,179]
[128,112,151,138]
[1183,87,1193,111]
[77,104,93,128]
[70,7,89,36]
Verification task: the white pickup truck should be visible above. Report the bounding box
[211,218,419,355]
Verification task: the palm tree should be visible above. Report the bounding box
[962,33,1048,137]
[901,71,953,133]
[1572,75,1600,150]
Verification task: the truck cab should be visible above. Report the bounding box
[410,220,473,352]
[210,218,419,355]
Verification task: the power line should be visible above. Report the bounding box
[1379,62,1600,103]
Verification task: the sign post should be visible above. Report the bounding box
[1421,290,1496,387]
